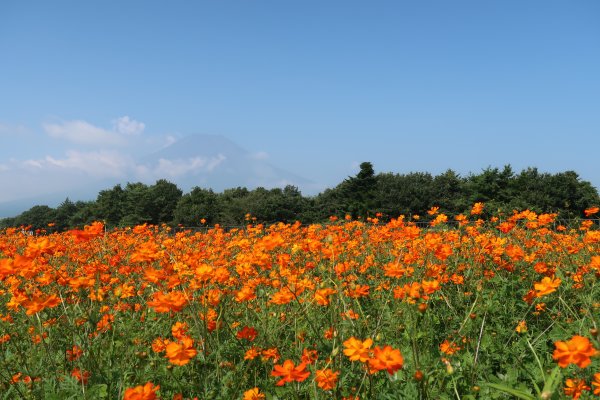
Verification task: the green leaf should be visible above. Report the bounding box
[540,366,562,398]
[87,384,108,398]
[483,382,536,400]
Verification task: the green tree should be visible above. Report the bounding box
[54,198,78,231]
[119,182,153,226]
[68,201,98,228]
[219,187,250,225]
[465,165,514,206]
[342,162,377,216]
[173,187,220,226]
[12,205,56,231]
[149,179,183,224]
[432,169,467,214]
[374,172,434,217]
[242,185,307,223]
[95,184,126,227]
[545,171,599,218]
[317,162,378,219]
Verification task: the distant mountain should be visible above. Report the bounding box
[0,134,313,218]
[137,134,312,192]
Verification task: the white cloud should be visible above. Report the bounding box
[23,160,44,169]
[113,116,145,136]
[44,150,133,178]
[43,116,146,146]
[2,149,228,189]
[148,155,227,178]
[163,135,178,148]
[44,120,126,146]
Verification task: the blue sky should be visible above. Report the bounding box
[1,1,599,208]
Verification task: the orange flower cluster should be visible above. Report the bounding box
[0,205,598,398]
[343,337,404,375]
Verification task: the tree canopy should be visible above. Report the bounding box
[2,164,598,230]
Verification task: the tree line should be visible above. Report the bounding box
[1,163,598,231]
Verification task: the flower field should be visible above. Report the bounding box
[1,206,599,399]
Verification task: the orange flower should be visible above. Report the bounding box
[301,348,318,365]
[171,322,189,340]
[314,288,337,306]
[439,340,461,355]
[0,258,16,278]
[244,347,260,360]
[497,221,515,233]
[165,336,197,366]
[592,372,600,395]
[431,213,448,226]
[152,337,168,353]
[243,387,265,400]
[71,368,90,385]
[0,334,10,344]
[261,347,280,362]
[70,221,104,242]
[235,285,257,302]
[236,326,258,341]
[342,309,360,320]
[66,345,83,361]
[345,284,370,298]
[129,240,162,263]
[147,291,188,313]
[23,293,61,315]
[590,256,600,272]
[553,335,597,368]
[324,327,336,340]
[315,368,339,390]
[96,313,115,333]
[470,202,484,215]
[421,279,441,295]
[563,378,590,399]
[123,382,160,400]
[434,244,452,261]
[427,207,439,216]
[271,360,310,386]
[505,244,524,261]
[534,276,561,297]
[343,337,373,362]
[515,321,527,333]
[584,206,599,217]
[367,345,404,374]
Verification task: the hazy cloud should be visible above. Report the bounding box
[113,116,145,136]
[1,150,228,194]
[44,150,133,178]
[43,116,146,146]
[249,151,269,160]
[163,135,178,148]
[23,159,44,169]
[44,120,126,146]
[138,155,227,179]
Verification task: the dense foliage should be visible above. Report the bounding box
[0,209,599,399]
[1,164,598,230]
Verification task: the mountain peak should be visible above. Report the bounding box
[139,134,311,192]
